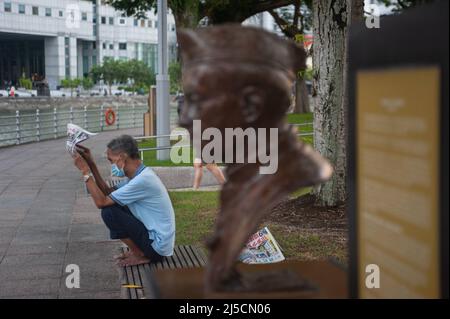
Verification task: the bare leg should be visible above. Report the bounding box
[193,162,203,189]
[113,238,143,259]
[206,163,225,185]
[113,250,133,260]
[117,238,150,266]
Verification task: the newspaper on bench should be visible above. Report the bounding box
[66,123,96,155]
[238,227,285,264]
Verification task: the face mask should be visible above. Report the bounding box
[111,163,125,177]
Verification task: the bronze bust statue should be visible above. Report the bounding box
[178,24,332,293]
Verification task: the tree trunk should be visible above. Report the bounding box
[294,78,310,113]
[312,0,363,206]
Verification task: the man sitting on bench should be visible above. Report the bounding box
[72,135,175,266]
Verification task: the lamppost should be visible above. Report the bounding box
[156,0,170,160]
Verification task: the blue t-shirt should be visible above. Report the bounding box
[109,164,175,256]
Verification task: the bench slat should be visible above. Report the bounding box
[141,264,157,299]
[173,246,189,268]
[124,266,138,299]
[119,263,132,299]
[186,245,206,266]
[180,245,198,267]
[120,245,206,299]
[121,247,140,299]
[161,257,173,269]
[164,254,176,269]
[132,264,144,299]
[169,253,183,268]
[196,246,209,265]
[134,265,146,299]
[177,245,194,268]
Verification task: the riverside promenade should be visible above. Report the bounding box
[0,128,141,298]
[0,125,222,298]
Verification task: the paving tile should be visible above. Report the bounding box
[0,278,60,298]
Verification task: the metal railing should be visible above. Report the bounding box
[0,105,148,147]
[0,106,314,156]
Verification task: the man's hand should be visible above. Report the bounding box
[73,153,90,175]
[76,144,94,163]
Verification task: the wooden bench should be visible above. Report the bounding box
[106,179,208,299]
[119,245,207,299]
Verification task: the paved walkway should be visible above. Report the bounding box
[0,126,223,298]
[0,128,142,298]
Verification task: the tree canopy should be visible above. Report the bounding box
[106,0,299,28]
[90,58,155,94]
[376,0,435,12]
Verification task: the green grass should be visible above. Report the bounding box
[170,191,219,246]
[290,187,312,199]
[169,189,346,263]
[286,112,313,124]
[287,112,314,145]
[267,224,346,263]
[139,137,194,167]
[140,112,314,167]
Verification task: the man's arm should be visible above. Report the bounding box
[77,145,114,195]
[85,177,116,209]
[73,153,115,208]
[86,158,114,195]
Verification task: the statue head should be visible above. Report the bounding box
[177,24,306,132]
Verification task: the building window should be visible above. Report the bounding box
[18,4,25,14]
[92,56,97,66]
[141,43,158,74]
[59,10,63,17]
[101,16,106,24]
[109,43,114,50]
[102,42,106,49]
[155,20,158,28]
[83,56,89,75]
[133,19,138,26]
[148,20,152,28]
[65,37,71,78]
[119,18,126,25]
[82,12,87,21]
[119,43,127,50]
[4,2,11,12]
[93,42,96,49]
[109,17,114,25]
[140,20,145,27]
[45,8,51,17]
[93,16,96,24]
[32,6,38,15]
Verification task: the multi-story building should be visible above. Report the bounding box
[0,0,177,90]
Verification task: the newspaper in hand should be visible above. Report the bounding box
[238,227,285,264]
[66,123,97,155]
